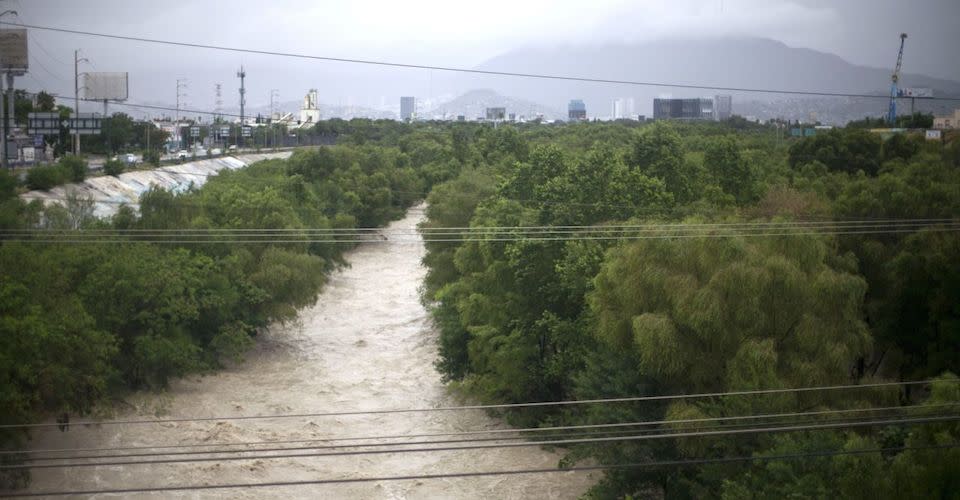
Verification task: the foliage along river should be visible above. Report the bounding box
[25,206,597,499]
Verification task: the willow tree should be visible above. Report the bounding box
[580,230,875,496]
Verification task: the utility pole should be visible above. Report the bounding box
[0,10,18,168]
[270,89,278,150]
[73,50,81,155]
[2,73,13,168]
[214,83,223,122]
[0,74,5,169]
[176,79,187,150]
[237,66,246,148]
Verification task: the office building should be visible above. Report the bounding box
[568,99,587,121]
[714,95,733,121]
[400,96,416,121]
[653,98,714,120]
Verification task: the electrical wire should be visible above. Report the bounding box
[3,218,955,235]
[0,379,949,431]
[4,22,960,102]
[3,225,958,245]
[3,415,956,471]
[4,442,956,498]
[16,404,957,463]
[12,402,954,458]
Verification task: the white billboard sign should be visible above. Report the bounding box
[84,72,130,101]
[0,29,28,71]
[899,88,933,98]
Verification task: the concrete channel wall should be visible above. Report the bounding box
[20,152,293,219]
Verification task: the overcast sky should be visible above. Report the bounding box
[8,0,960,113]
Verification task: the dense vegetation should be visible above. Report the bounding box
[419,120,960,498]
[1,116,958,496]
[0,131,459,487]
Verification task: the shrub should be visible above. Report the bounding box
[103,159,124,177]
[143,150,160,166]
[59,155,88,183]
[25,164,67,191]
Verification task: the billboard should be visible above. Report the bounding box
[84,72,129,100]
[898,88,933,98]
[485,107,506,120]
[0,29,28,71]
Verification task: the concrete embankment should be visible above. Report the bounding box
[20,152,293,219]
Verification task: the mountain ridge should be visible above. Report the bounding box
[463,37,960,122]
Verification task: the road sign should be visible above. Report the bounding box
[64,113,102,135]
[34,135,44,147]
[28,112,61,135]
[220,126,230,137]
[242,127,252,137]
[190,126,200,137]
[0,29,28,71]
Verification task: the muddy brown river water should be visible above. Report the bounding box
[23,207,597,499]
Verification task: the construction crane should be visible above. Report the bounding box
[888,33,907,125]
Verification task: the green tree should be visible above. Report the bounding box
[35,91,56,112]
[705,135,756,203]
[627,123,700,203]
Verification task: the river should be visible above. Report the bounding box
[23,207,598,499]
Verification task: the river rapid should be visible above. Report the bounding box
[24,207,597,499]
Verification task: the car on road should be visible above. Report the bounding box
[177,150,188,160]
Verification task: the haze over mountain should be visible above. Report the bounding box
[458,37,960,120]
[114,35,960,126]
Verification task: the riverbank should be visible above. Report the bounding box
[19,152,293,218]
[22,207,597,499]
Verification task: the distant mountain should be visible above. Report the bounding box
[426,89,563,120]
[466,37,960,123]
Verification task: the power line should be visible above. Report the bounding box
[0,379,949,430]
[18,406,958,464]
[3,415,957,471]
[4,218,955,235]
[3,225,958,245]
[19,89,244,118]
[5,21,960,102]
[14,402,953,458]
[4,443,956,498]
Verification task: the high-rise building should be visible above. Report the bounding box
[613,97,636,120]
[568,99,587,121]
[400,96,416,121]
[653,98,714,120]
[714,95,733,121]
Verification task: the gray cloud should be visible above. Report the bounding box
[9,0,959,115]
